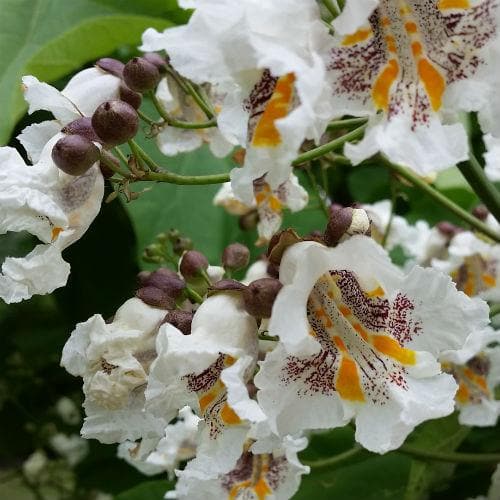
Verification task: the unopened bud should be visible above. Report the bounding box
[61,117,100,142]
[99,150,120,178]
[96,58,124,77]
[173,236,194,255]
[137,271,151,286]
[243,278,283,318]
[436,221,461,238]
[143,268,186,299]
[136,286,175,309]
[119,82,142,110]
[123,57,160,93]
[324,207,370,246]
[222,243,250,271]
[180,250,209,279]
[143,52,168,73]
[51,135,100,176]
[472,205,489,222]
[92,100,139,146]
[164,310,194,335]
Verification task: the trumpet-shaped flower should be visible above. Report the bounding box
[327,0,499,174]
[255,237,490,453]
[442,327,500,426]
[141,0,334,203]
[166,435,309,500]
[61,298,167,444]
[146,294,266,476]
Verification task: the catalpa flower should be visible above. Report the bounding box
[0,67,121,304]
[154,76,233,158]
[166,436,309,500]
[142,0,334,203]
[214,174,308,246]
[432,231,500,300]
[442,327,500,426]
[328,0,499,174]
[255,236,490,453]
[61,297,167,444]
[146,294,266,476]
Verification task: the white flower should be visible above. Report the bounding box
[23,450,48,484]
[154,76,233,158]
[55,397,81,426]
[442,327,500,427]
[61,297,167,444]
[166,435,309,500]
[0,68,120,304]
[432,231,500,301]
[255,236,490,453]
[484,134,500,182]
[146,294,266,476]
[49,433,89,466]
[142,0,334,204]
[214,174,308,246]
[327,0,499,175]
[117,406,200,478]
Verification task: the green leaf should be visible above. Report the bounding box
[0,0,174,144]
[403,414,471,500]
[116,479,174,500]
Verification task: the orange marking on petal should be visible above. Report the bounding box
[456,382,470,403]
[324,317,333,328]
[220,403,241,425]
[366,285,385,298]
[336,357,365,402]
[255,192,267,204]
[381,16,391,26]
[385,35,397,53]
[339,305,351,316]
[372,59,399,111]
[411,41,423,57]
[463,279,475,297]
[254,477,272,499]
[342,28,373,46]
[481,274,496,287]
[252,73,295,148]
[316,308,327,318]
[333,335,348,353]
[199,392,215,413]
[438,0,470,9]
[353,323,368,341]
[476,376,488,391]
[405,22,418,34]
[268,196,282,212]
[372,335,416,365]
[418,58,446,111]
[51,226,64,242]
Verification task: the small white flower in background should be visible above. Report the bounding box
[141,0,335,204]
[0,67,121,304]
[49,433,90,467]
[61,297,167,444]
[23,450,49,484]
[441,327,500,427]
[255,236,490,453]
[327,0,499,175]
[154,76,234,158]
[118,406,200,478]
[166,435,309,500]
[214,174,308,246]
[146,293,266,477]
[55,397,81,426]
[432,231,500,301]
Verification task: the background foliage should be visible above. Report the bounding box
[0,1,498,499]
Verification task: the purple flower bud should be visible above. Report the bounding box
[119,82,142,110]
[472,205,489,222]
[51,135,100,176]
[123,57,160,93]
[92,100,139,146]
[96,58,125,78]
[61,117,100,142]
[143,52,168,73]
[164,310,194,335]
[99,150,120,178]
[436,221,461,238]
[242,278,283,318]
[324,207,354,246]
[143,268,186,299]
[222,243,250,271]
[180,250,209,279]
[136,286,176,310]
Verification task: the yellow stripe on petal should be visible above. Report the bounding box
[342,28,373,46]
[336,357,365,402]
[418,58,446,111]
[51,226,64,242]
[199,392,216,413]
[438,0,470,9]
[220,403,242,425]
[252,73,295,148]
[372,59,399,111]
[372,335,416,365]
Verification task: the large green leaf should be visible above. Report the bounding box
[116,479,173,500]
[0,0,176,145]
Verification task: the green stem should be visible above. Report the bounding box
[137,109,158,127]
[398,444,500,464]
[113,146,129,165]
[99,151,130,178]
[327,117,368,131]
[322,0,340,17]
[457,149,500,222]
[293,124,368,166]
[304,445,364,470]
[128,140,148,171]
[258,333,279,342]
[183,80,215,120]
[489,303,500,317]
[185,286,204,304]
[379,156,500,243]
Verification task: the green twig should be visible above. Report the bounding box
[303,445,364,470]
[186,286,204,304]
[322,0,340,17]
[99,151,130,178]
[489,303,500,317]
[379,156,500,243]
[398,444,500,464]
[327,117,368,131]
